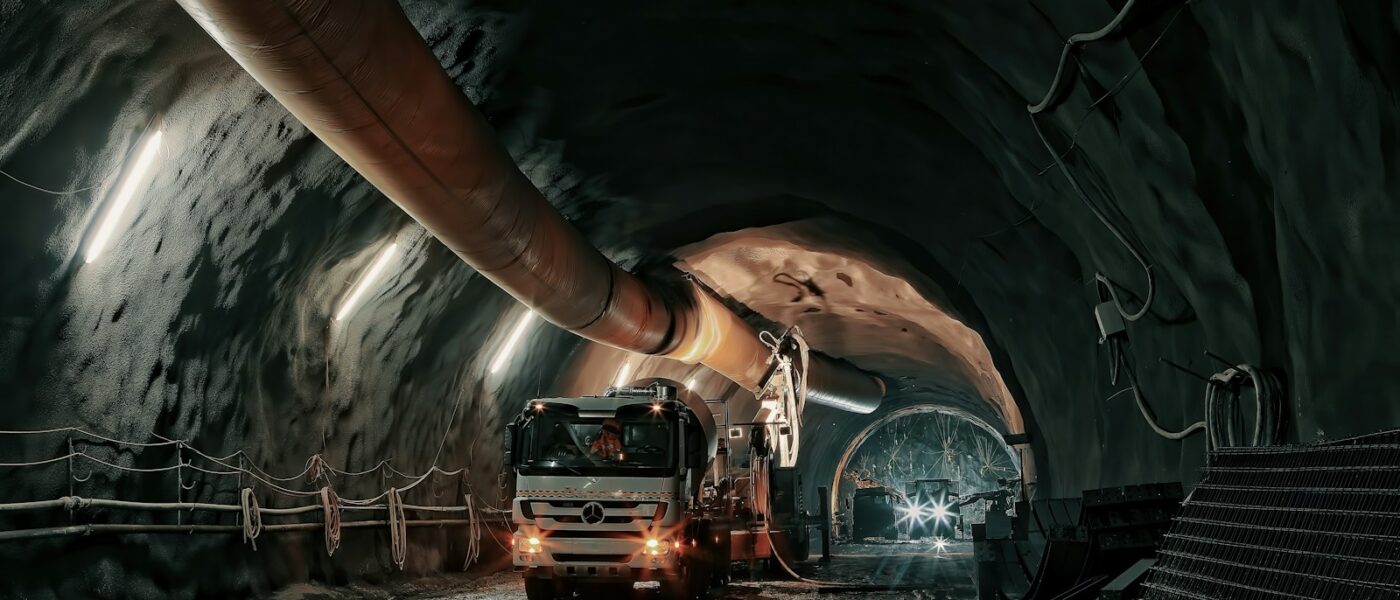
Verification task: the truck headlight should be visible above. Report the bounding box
[527,537,541,553]
[644,537,671,556]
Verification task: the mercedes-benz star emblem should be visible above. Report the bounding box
[581,501,606,525]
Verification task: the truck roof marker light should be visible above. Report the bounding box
[86,129,163,263]
[614,363,632,387]
[532,401,545,412]
[490,310,537,374]
[334,242,400,321]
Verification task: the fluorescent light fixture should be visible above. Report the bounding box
[614,363,632,387]
[490,310,537,374]
[334,242,399,321]
[86,130,163,263]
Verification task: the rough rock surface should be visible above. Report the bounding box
[3,0,1398,596]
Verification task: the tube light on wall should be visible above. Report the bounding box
[85,130,163,263]
[334,242,399,321]
[489,310,537,374]
[614,363,633,388]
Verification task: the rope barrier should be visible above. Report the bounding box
[387,488,407,570]
[240,488,263,550]
[0,426,491,566]
[320,487,341,556]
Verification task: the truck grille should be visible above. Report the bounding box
[553,553,631,563]
[546,500,642,509]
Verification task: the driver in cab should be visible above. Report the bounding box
[589,418,623,460]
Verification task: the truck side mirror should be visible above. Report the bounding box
[504,422,519,468]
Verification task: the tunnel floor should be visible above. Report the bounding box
[276,540,977,600]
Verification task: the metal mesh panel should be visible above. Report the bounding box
[1142,433,1400,600]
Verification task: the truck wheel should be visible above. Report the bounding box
[523,577,556,600]
[661,558,708,600]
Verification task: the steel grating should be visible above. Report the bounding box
[1141,431,1400,600]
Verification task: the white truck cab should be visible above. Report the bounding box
[508,383,717,600]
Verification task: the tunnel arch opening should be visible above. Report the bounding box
[829,404,1022,522]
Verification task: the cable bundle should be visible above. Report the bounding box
[463,491,481,570]
[1205,364,1283,450]
[319,486,341,556]
[240,488,263,550]
[387,487,407,570]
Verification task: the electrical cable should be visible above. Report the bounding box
[320,487,342,556]
[1204,364,1283,450]
[0,167,112,196]
[240,488,263,550]
[1032,114,1156,322]
[1035,1,1192,176]
[1026,0,1139,115]
[387,487,407,570]
[1025,0,1164,322]
[1118,350,1206,440]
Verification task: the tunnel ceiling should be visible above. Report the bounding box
[3,4,1400,593]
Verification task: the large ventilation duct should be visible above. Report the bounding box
[175,0,883,411]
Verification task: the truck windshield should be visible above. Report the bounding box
[517,408,676,476]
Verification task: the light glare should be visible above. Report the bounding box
[614,363,632,387]
[334,242,399,321]
[490,310,537,374]
[86,130,163,263]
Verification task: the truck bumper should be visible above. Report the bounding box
[517,563,679,582]
[513,539,680,580]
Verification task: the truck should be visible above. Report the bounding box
[506,383,716,599]
[850,486,900,541]
[506,377,812,600]
[904,478,960,542]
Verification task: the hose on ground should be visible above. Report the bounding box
[240,488,263,550]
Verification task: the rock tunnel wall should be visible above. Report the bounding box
[3,0,1400,597]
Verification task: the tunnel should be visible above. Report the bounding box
[3,1,1400,599]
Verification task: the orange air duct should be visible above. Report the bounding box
[175,0,882,411]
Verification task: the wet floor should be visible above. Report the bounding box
[278,540,977,600]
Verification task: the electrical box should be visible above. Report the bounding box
[1094,301,1126,343]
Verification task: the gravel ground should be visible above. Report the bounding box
[276,540,977,600]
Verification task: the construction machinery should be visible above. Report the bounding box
[507,332,831,599]
[904,478,960,542]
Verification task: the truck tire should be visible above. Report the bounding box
[523,577,556,600]
[661,557,709,600]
